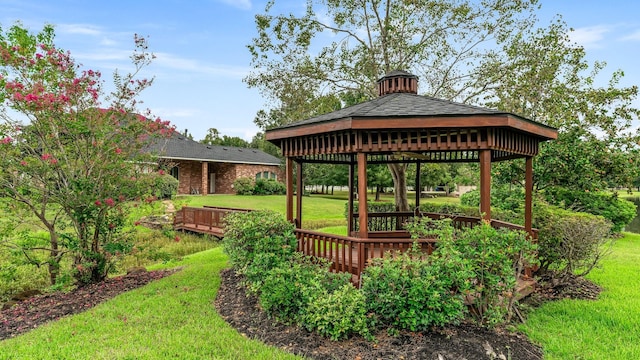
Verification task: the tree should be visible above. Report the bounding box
[200,127,250,148]
[484,19,640,191]
[0,24,171,285]
[246,0,540,211]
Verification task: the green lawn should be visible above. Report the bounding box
[523,232,640,359]
[0,248,301,360]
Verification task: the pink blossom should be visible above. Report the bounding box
[1,137,12,144]
[95,200,102,206]
[35,53,43,59]
[174,236,180,242]
[105,198,115,207]
[20,160,28,166]
[41,153,52,161]
[158,169,165,175]
[115,148,122,154]
[49,158,58,165]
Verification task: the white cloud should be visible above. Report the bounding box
[620,29,640,41]
[153,108,199,118]
[56,23,104,36]
[569,25,611,49]
[72,49,132,62]
[153,52,250,78]
[218,0,252,10]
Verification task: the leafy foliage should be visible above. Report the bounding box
[303,283,372,340]
[222,210,296,283]
[406,219,537,325]
[259,253,351,323]
[232,177,285,195]
[542,187,636,233]
[0,24,173,285]
[232,177,254,195]
[253,179,286,195]
[534,205,613,280]
[360,246,471,332]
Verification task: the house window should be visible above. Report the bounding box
[256,171,277,180]
[170,166,179,180]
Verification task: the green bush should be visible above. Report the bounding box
[303,283,372,340]
[406,218,537,326]
[360,244,472,332]
[543,187,636,232]
[460,186,525,213]
[222,210,296,278]
[534,204,613,280]
[233,177,254,195]
[153,174,179,199]
[254,179,286,195]
[259,253,351,323]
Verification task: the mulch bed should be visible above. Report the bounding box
[0,268,179,340]
[215,268,544,360]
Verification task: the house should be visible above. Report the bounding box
[147,133,283,195]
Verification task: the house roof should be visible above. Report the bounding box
[147,133,281,166]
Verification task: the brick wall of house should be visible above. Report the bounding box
[172,160,284,195]
[175,160,202,194]
[210,163,236,194]
[236,164,284,183]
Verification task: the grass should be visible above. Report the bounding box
[522,232,640,359]
[0,248,301,360]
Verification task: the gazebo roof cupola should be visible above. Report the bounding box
[377,70,418,96]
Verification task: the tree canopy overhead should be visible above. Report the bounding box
[246,0,541,128]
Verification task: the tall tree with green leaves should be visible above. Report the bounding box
[245,0,540,211]
[0,24,171,285]
[483,19,640,191]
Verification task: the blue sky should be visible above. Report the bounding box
[1,0,639,141]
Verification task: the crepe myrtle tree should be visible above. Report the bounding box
[0,24,173,285]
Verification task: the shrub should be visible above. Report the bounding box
[534,204,613,281]
[303,283,372,340]
[254,179,286,195]
[222,210,296,277]
[543,187,636,232]
[460,186,525,213]
[406,218,537,326]
[233,177,254,195]
[259,253,351,323]
[152,174,179,199]
[360,244,472,332]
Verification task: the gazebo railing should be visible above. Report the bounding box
[351,211,537,239]
[295,229,437,284]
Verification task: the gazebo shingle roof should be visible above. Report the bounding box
[274,92,511,129]
[147,133,281,166]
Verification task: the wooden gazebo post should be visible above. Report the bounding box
[348,156,355,236]
[479,149,492,221]
[525,156,534,234]
[357,152,368,238]
[285,157,294,223]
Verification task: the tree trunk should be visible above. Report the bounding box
[388,163,409,211]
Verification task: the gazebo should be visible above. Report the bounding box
[265,71,557,282]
